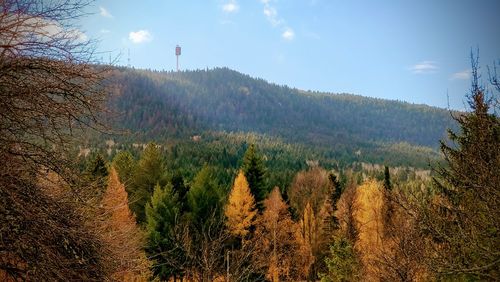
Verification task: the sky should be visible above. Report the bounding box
[81,0,500,110]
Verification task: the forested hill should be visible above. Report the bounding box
[108,67,455,148]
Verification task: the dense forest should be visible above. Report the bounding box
[106,67,456,149]
[1,1,498,282]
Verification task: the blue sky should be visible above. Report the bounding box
[81,0,500,110]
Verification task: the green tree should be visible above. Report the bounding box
[112,150,136,186]
[85,153,109,194]
[185,165,227,281]
[187,165,224,228]
[327,173,343,231]
[241,144,267,210]
[145,184,185,281]
[422,55,500,279]
[131,143,167,223]
[320,236,360,282]
[383,166,392,191]
[86,153,108,180]
[171,170,189,213]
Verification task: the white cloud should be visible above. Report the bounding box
[282,28,295,40]
[410,61,438,74]
[259,0,295,40]
[262,4,281,26]
[451,69,470,80]
[99,6,113,18]
[129,30,152,44]
[222,1,239,13]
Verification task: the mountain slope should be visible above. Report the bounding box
[107,67,455,149]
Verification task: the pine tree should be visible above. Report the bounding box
[112,151,136,186]
[187,165,223,230]
[320,236,360,282]
[86,153,108,184]
[101,168,151,281]
[327,173,343,230]
[171,171,189,213]
[423,55,500,279]
[131,143,167,223]
[85,153,109,200]
[225,171,257,239]
[382,166,394,238]
[383,166,392,191]
[241,144,267,210]
[145,183,185,281]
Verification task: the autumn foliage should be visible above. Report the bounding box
[252,187,313,281]
[225,170,257,239]
[100,167,151,281]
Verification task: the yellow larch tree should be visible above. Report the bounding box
[101,167,151,281]
[225,170,257,239]
[353,178,384,281]
[252,187,313,281]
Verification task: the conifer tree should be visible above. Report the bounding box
[225,170,257,239]
[327,173,343,230]
[422,55,500,279]
[145,183,185,281]
[320,236,360,282]
[112,151,136,186]
[171,171,189,213]
[241,144,267,209]
[131,143,167,223]
[187,165,224,230]
[383,166,392,191]
[101,168,151,280]
[252,187,312,281]
[86,153,108,183]
[85,153,109,200]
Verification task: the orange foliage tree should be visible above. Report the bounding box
[101,167,151,281]
[252,187,312,281]
[289,167,332,278]
[225,171,257,240]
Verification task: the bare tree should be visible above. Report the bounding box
[0,0,107,182]
[0,0,111,280]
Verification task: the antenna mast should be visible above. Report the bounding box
[175,45,181,71]
[127,48,131,68]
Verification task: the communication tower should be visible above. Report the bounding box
[175,45,181,71]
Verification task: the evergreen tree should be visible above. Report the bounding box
[187,165,224,230]
[171,171,189,213]
[327,173,343,230]
[423,55,500,279]
[85,153,109,197]
[86,153,108,180]
[241,144,267,210]
[112,150,136,186]
[320,236,360,282]
[145,183,185,281]
[131,143,167,223]
[383,166,392,191]
[225,170,257,239]
[382,166,394,238]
